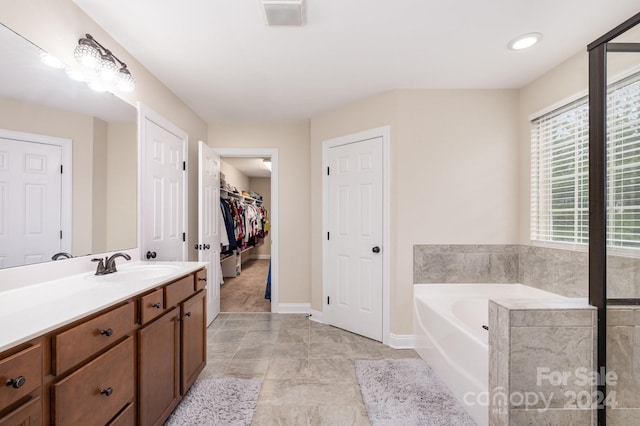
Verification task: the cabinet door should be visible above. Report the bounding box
[180,291,206,394]
[138,308,179,426]
[0,396,41,426]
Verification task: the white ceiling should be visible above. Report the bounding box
[72,0,640,123]
[222,157,272,178]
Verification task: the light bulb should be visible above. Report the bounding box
[74,42,101,69]
[507,33,543,51]
[39,51,64,69]
[116,68,135,93]
[99,55,119,82]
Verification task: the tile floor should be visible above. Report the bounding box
[200,313,420,425]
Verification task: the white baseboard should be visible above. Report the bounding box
[309,309,324,323]
[277,303,311,314]
[388,333,415,349]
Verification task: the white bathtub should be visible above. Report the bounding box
[413,284,564,426]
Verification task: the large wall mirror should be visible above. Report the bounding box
[0,23,137,269]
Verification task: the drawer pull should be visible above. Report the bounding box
[100,387,113,397]
[100,328,114,337]
[198,277,207,282]
[151,302,162,309]
[6,376,26,389]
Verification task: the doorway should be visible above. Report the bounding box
[214,148,279,313]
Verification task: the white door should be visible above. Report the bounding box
[198,141,221,325]
[140,109,187,261]
[0,137,63,268]
[326,137,383,341]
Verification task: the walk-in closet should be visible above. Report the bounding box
[219,157,272,312]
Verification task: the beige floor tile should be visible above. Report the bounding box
[272,342,309,359]
[251,404,313,426]
[257,379,311,406]
[265,359,309,380]
[309,405,371,426]
[223,358,269,379]
[307,358,355,383]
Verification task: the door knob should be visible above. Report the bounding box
[146,251,157,259]
[204,244,210,250]
[372,246,381,254]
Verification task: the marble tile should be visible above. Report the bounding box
[509,326,594,409]
[218,318,255,330]
[222,358,269,379]
[240,330,281,347]
[307,358,355,383]
[510,309,594,327]
[309,404,371,426]
[457,253,492,283]
[309,342,353,359]
[607,407,640,425]
[272,342,309,359]
[251,404,313,426]
[608,308,636,326]
[257,379,311,406]
[198,359,228,379]
[207,341,240,359]
[509,407,593,425]
[209,329,247,343]
[413,253,458,283]
[233,343,275,359]
[265,358,309,381]
[607,325,638,408]
[305,380,363,406]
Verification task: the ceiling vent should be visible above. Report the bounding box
[261,0,304,26]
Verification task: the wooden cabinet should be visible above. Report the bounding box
[0,267,206,426]
[52,337,134,426]
[180,291,206,394]
[0,341,42,426]
[137,308,180,426]
[138,271,207,426]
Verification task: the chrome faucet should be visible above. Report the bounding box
[52,252,73,260]
[91,252,131,275]
[105,252,131,273]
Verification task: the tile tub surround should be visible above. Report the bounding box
[606,306,640,425]
[488,299,597,425]
[414,244,640,299]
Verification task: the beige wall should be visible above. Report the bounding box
[106,122,137,251]
[220,161,250,191]
[311,89,520,334]
[92,118,108,253]
[209,122,310,304]
[0,0,208,262]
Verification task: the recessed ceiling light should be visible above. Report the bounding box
[507,32,543,51]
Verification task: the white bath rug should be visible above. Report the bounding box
[355,359,476,426]
[164,377,262,426]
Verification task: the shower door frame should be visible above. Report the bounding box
[588,11,640,426]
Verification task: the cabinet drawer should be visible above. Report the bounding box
[108,402,134,426]
[0,396,41,426]
[53,303,135,375]
[165,276,194,307]
[53,336,134,426]
[0,344,42,410]
[139,288,165,325]
[195,269,207,291]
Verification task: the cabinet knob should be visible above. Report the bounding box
[100,387,113,397]
[198,277,207,282]
[152,302,162,309]
[100,328,113,337]
[6,376,26,389]
[185,312,192,318]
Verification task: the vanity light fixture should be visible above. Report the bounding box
[74,34,135,93]
[39,51,65,69]
[263,158,272,171]
[507,32,543,51]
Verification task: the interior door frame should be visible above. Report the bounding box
[137,103,189,261]
[213,147,279,313]
[322,126,390,345]
[0,128,72,254]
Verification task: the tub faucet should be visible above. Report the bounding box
[105,252,131,273]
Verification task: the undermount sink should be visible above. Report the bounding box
[100,264,182,283]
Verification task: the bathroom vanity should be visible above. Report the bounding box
[0,263,207,426]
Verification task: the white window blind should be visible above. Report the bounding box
[607,74,640,249]
[531,72,640,252]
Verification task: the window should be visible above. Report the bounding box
[531,72,640,251]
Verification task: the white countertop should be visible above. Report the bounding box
[0,261,207,353]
